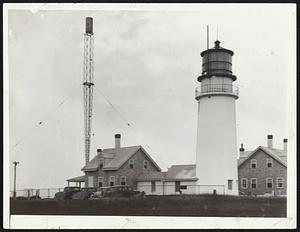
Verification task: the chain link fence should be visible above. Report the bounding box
[10,184,228,199]
[10,188,64,199]
[136,183,226,196]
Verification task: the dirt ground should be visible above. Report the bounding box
[10,195,286,217]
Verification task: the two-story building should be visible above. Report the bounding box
[78,134,162,188]
[238,135,287,196]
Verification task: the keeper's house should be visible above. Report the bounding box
[80,134,161,188]
[67,134,199,195]
[238,135,287,196]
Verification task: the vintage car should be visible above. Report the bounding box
[102,185,144,198]
[71,187,97,200]
[89,187,110,199]
[54,186,81,200]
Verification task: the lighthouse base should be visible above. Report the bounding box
[195,181,239,196]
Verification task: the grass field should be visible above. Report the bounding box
[10,195,286,217]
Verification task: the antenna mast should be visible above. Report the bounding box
[83,17,94,165]
[207,25,209,49]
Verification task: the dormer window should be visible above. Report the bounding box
[129,159,134,169]
[250,159,257,169]
[266,158,273,168]
[143,160,149,169]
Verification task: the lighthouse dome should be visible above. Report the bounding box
[198,40,236,82]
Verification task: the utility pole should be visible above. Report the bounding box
[13,161,19,199]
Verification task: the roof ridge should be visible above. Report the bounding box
[170,164,196,167]
[103,145,141,150]
[238,146,287,168]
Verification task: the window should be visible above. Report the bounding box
[277,178,284,188]
[251,178,257,189]
[98,177,104,187]
[151,181,156,192]
[266,158,273,168]
[99,159,104,169]
[175,181,181,192]
[109,176,115,186]
[251,159,257,169]
[266,178,273,188]
[129,159,134,169]
[241,178,248,189]
[120,176,126,186]
[143,160,149,169]
[228,179,233,190]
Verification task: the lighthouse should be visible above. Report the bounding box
[195,40,239,195]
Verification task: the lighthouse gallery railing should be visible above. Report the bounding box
[195,84,239,98]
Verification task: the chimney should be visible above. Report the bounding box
[267,135,273,148]
[283,138,288,152]
[115,134,121,148]
[239,143,245,155]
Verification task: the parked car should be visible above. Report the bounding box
[102,185,144,198]
[89,187,110,199]
[71,187,97,200]
[54,187,81,200]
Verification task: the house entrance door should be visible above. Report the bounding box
[88,176,94,187]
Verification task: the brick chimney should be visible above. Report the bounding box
[239,143,245,156]
[283,138,288,152]
[267,135,273,148]
[115,134,121,148]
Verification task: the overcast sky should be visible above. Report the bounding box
[7,4,295,190]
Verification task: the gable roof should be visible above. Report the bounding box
[137,164,198,182]
[165,164,197,181]
[238,146,287,168]
[81,145,161,172]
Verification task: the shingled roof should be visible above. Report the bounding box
[81,145,161,172]
[165,164,197,181]
[238,146,287,167]
[137,164,198,181]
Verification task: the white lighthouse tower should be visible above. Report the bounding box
[195,40,239,195]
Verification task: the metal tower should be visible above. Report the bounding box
[83,17,94,165]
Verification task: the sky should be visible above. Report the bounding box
[6,4,296,190]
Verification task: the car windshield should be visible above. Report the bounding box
[64,187,80,191]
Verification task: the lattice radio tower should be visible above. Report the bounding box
[83,17,94,165]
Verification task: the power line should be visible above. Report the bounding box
[94,86,167,169]
[11,85,81,151]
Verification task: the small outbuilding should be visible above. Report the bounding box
[137,164,198,195]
